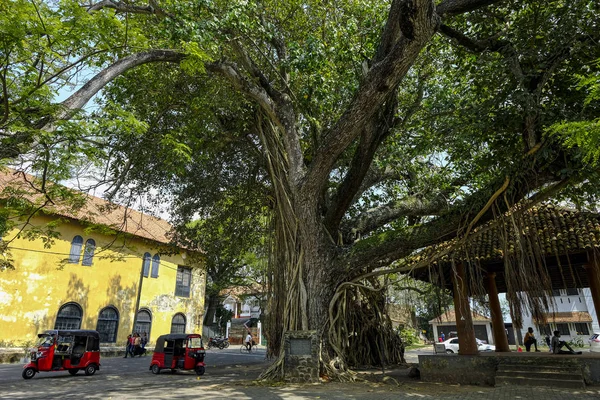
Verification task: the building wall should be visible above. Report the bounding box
[519,289,598,343]
[584,288,600,333]
[0,214,205,347]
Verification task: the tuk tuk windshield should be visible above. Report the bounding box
[36,335,54,347]
[187,337,203,348]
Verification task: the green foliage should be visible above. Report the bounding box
[567,335,586,349]
[215,305,233,331]
[546,60,600,165]
[179,41,211,75]
[398,327,419,346]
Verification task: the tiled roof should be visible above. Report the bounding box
[429,309,491,324]
[413,204,600,266]
[544,311,592,323]
[220,284,263,301]
[0,168,174,245]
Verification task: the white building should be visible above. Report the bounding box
[519,288,599,343]
[223,294,261,319]
[430,310,494,344]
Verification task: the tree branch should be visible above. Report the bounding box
[0,50,185,160]
[207,57,304,185]
[323,90,399,235]
[86,0,174,18]
[436,0,503,18]
[50,49,185,125]
[324,72,428,235]
[345,168,559,273]
[205,61,281,132]
[343,195,450,240]
[302,0,438,201]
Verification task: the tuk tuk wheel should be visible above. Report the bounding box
[151,364,161,374]
[22,368,36,380]
[195,365,205,376]
[68,369,79,376]
[84,364,97,376]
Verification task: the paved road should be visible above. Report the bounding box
[1,347,599,399]
[0,346,268,383]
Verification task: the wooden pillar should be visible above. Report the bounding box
[585,252,600,330]
[485,272,510,352]
[452,262,478,355]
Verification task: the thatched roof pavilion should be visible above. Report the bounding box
[406,203,600,354]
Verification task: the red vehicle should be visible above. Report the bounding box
[22,329,101,379]
[149,333,205,375]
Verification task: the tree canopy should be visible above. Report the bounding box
[2,0,599,379]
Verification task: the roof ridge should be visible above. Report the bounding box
[0,168,174,245]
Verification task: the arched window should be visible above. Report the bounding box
[142,253,151,277]
[96,306,119,342]
[82,239,96,266]
[54,302,83,330]
[150,254,160,278]
[170,313,186,334]
[134,309,152,336]
[68,236,83,264]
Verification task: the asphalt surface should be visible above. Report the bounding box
[0,346,270,397]
[1,347,600,399]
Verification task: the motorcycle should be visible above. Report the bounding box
[207,337,229,349]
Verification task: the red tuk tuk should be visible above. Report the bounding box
[149,333,205,375]
[22,329,101,379]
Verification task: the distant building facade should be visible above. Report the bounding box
[519,288,599,344]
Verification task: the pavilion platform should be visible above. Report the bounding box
[419,351,600,387]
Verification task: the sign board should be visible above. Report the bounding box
[434,343,447,354]
[289,338,312,355]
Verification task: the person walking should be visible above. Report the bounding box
[524,327,541,352]
[133,333,142,356]
[124,334,133,358]
[141,332,148,349]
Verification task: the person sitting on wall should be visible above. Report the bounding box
[544,333,552,352]
[524,327,541,352]
[551,330,582,355]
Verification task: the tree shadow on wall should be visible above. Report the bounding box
[104,274,138,338]
[65,273,92,329]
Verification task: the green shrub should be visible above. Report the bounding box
[399,328,419,346]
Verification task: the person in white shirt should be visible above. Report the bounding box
[245,333,253,351]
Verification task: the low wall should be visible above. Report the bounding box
[419,354,600,386]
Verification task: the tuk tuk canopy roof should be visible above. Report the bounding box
[42,329,100,339]
[153,334,201,352]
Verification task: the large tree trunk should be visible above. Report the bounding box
[260,115,405,380]
[203,293,224,330]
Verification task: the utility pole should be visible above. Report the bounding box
[131,259,146,333]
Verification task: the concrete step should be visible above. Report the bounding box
[496,370,583,381]
[497,364,579,374]
[495,375,585,389]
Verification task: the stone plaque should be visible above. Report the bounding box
[289,338,312,355]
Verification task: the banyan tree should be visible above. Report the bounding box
[1,0,599,382]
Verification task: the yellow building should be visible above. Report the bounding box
[0,169,205,347]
